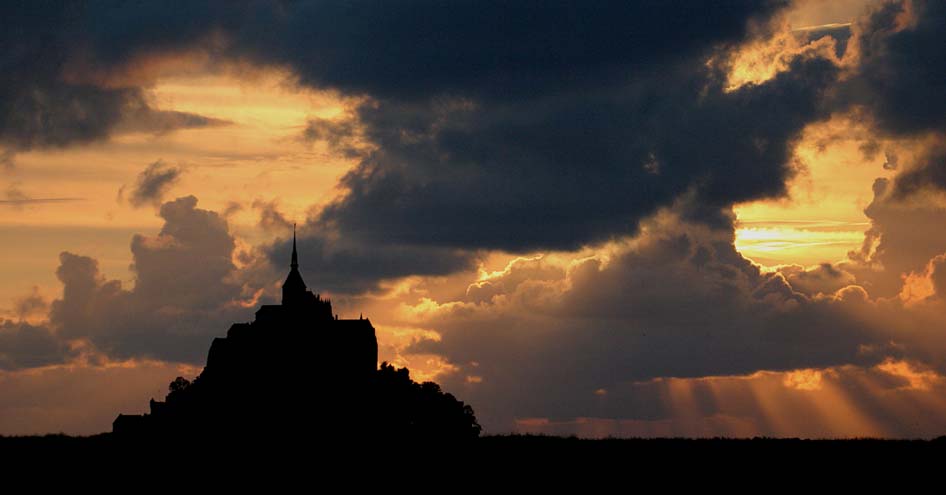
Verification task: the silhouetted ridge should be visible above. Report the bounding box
[113,234,480,443]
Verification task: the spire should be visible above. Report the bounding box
[282,223,307,305]
[291,223,298,269]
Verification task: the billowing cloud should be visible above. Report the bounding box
[388,215,897,429]
[777,263,858,296]
[847,177,946,297]
[47,196,261,362]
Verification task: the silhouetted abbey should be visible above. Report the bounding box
[114,229,480,442]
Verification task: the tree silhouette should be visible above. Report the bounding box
[372,362,482,440]
[169,377,190,395]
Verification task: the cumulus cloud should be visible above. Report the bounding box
[46,196,261,363]
[847,177,946,297]
[371,190,946,434]
[377,214,900,429]
[777,263,858,296]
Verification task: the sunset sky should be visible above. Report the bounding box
[4,0,946,438]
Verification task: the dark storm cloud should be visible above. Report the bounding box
[240,1,841,291]
[301,117,365,159]
[831,1,946,199]
[310,56,838,255]
[0,78,131,151]
[19,2,945,289]
[270,1,833,261]
[0,0,788,146]
[225,1,789,101]
[0,77,223,154]
[12,1,785,102]
[210,1,818,290]
[0,2,227,155]
[9,1,852,291]
[124,160,183,208]
[845,0,946,136]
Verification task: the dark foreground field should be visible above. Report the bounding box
[3,434,944,488]
[4,432,945,467]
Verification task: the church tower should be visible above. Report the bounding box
[282,225,308,306]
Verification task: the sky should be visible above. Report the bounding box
[3,0,946,438]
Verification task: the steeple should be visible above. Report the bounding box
[291,223,298,269]
[282,224,307,305]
